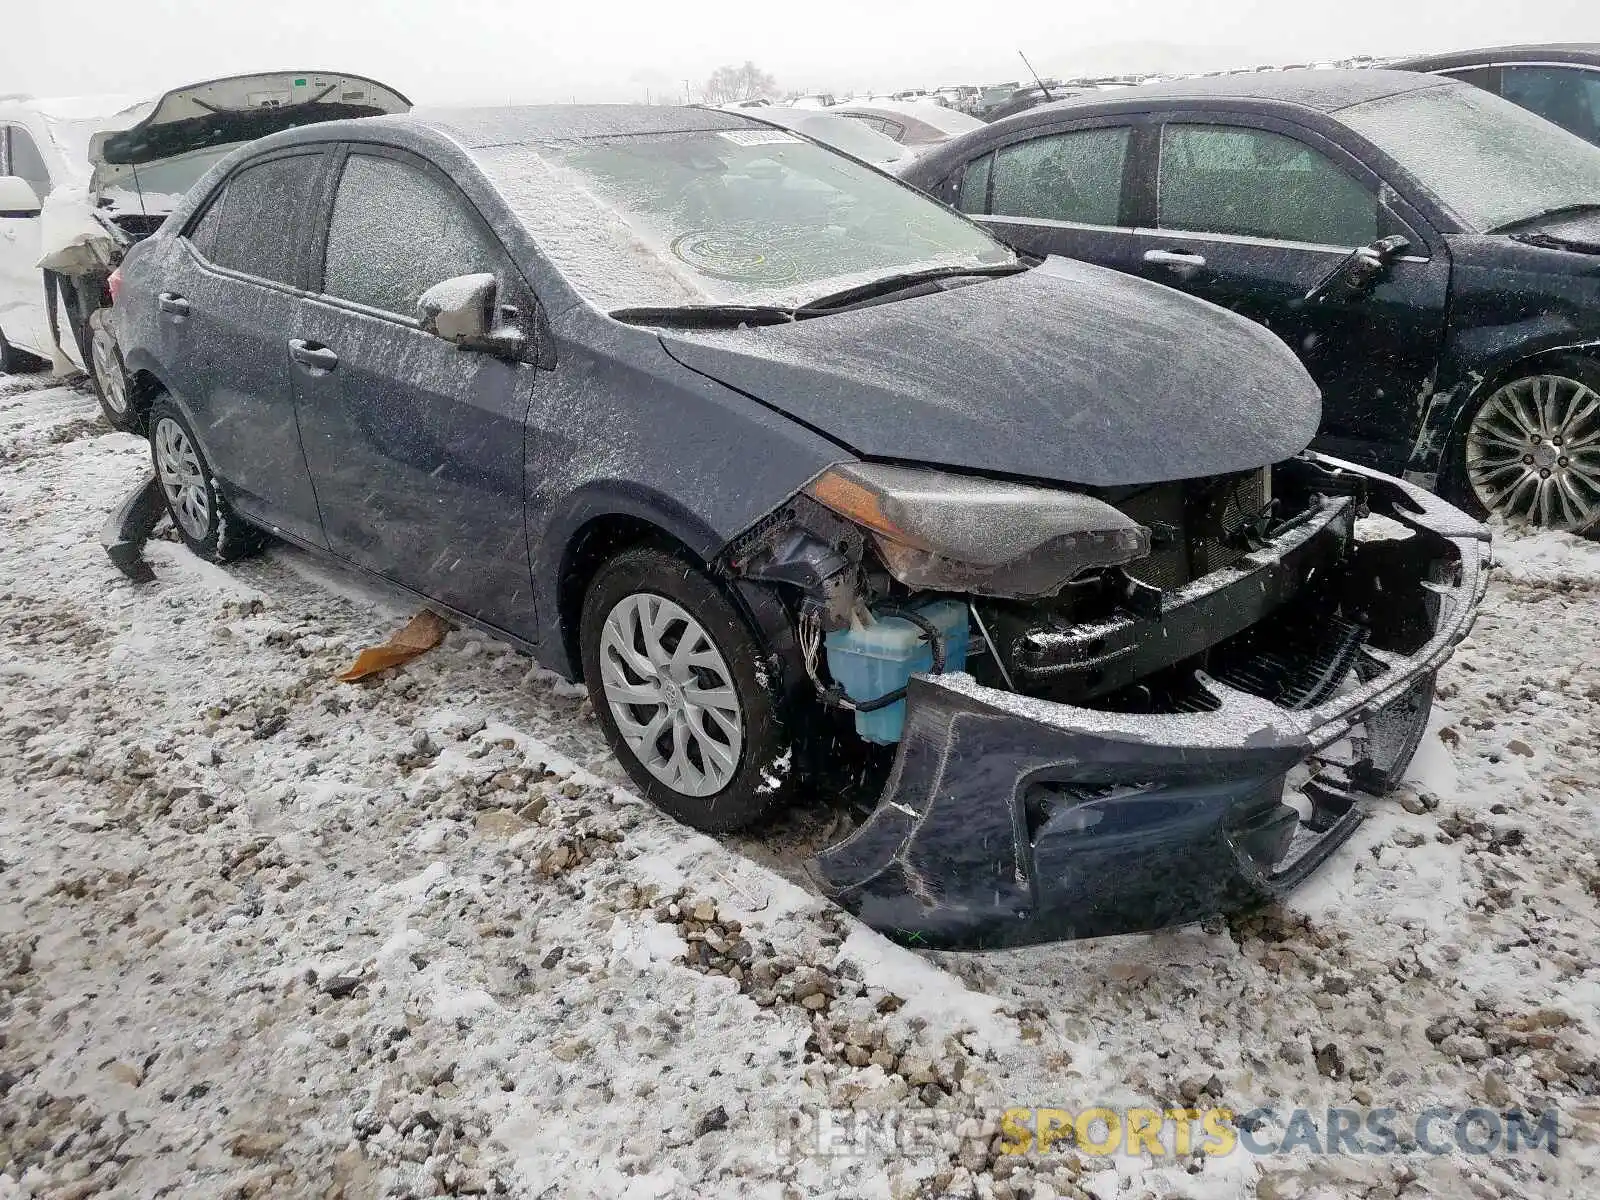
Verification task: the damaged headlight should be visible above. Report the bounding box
[805,463,1151,599]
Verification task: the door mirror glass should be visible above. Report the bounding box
[1304,235,1411,305]
[417,272,527,357]
[0,175,42,216]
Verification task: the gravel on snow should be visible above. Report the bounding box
[0,378,1596,1200]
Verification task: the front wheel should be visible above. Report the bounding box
[579,546,796,833]
[148,398,268,562]
[1455,358,1600,532]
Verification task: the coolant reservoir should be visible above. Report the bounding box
[824,599,971,744]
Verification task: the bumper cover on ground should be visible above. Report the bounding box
[813,457,1490,950]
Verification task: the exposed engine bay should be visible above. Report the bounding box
[725,452,1453,734]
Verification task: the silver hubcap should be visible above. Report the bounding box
[153,417,210,540]
[92,333,126,415]
[1467,375,1600,531]
[599,593,743,797]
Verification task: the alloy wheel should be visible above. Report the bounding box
[598,593,743,798]
[1466,374,1600,531]
[153,417,210,540]
[92,331,127,416]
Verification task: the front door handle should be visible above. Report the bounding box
[1143,249,1208,270]
[288,339,339,372]
[158,292,190,316]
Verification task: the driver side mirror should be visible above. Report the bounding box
[0,176,42,218]
[417,272,527,358]
[1304,235,1411,306]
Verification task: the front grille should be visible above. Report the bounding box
[1116,469,1270,591]
[1211,613,1368,710]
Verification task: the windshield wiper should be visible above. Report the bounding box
[609,262,1029,329]
[1489,202,1600,234]
[609,304,796,329]
[794,262,1029,316]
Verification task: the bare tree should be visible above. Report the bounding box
[699,61,779,105]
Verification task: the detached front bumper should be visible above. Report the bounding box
[812,457,1490,950]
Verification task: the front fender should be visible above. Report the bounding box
[1407,330,1600,484]
[529,480,737,677]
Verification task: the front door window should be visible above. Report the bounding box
[1157,124,1378,247]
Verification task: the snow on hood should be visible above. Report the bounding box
[659,256,1323,488]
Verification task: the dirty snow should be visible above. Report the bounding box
[1,377,1597,1199]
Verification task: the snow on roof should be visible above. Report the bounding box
[1038,68,1452,115]
[411,103,754,148]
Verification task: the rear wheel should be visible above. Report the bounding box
[1455,357,1600,532]
[579,546,796,833]
[89,326,141,433]
[148,398,268,562]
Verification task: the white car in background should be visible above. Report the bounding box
[0,71,409,428]
[741,106,918,170]
[826,100,985,148]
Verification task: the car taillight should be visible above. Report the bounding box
[107,268,123,305]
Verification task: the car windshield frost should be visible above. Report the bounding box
[1341,84,1600,232]
[475,129,1013,311]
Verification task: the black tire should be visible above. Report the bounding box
[580,545,797,833]
[0,325,48,375]
[1443,354,1600,532]
[87,326,142,434]
[147,397,268,563]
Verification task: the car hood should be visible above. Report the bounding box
[657,256,1322,487]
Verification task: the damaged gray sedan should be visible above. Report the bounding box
[109,104,1488,949]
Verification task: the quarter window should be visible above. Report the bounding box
[1440,66,1502,93]
[203,153,325,285]
[1158,125,1378,247]
[985,128,1130,225]
[322,153,501,317]
[957,154,992,214]
[1500,66,1600,144]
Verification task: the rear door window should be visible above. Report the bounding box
[204,153,326,285]
[1500,66,1600,144]
[6,127,51,199]
[321,152,502,318]
[984,128,1131,225]
[1157,124,1378,247]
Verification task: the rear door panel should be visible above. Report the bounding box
[160,149,330,544]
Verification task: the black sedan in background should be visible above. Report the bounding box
[903,70,1600,531]
[1393,44,1600,146]
[109,104,1486,948]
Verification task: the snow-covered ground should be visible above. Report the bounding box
[1,377,1596,1200]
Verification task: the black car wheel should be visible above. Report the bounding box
[1455,355,1600,533]
[580,545,796,833]
[147,397,268,562]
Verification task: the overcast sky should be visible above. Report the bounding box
[4,0,1596,105]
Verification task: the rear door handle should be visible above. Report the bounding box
[288,339,339,372]
[158,292,190,316]
[1143,249,1207,269]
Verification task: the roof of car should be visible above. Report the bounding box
[1016,68,1452,119]
[405,103,756,147]
[1390,43,1600,72]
